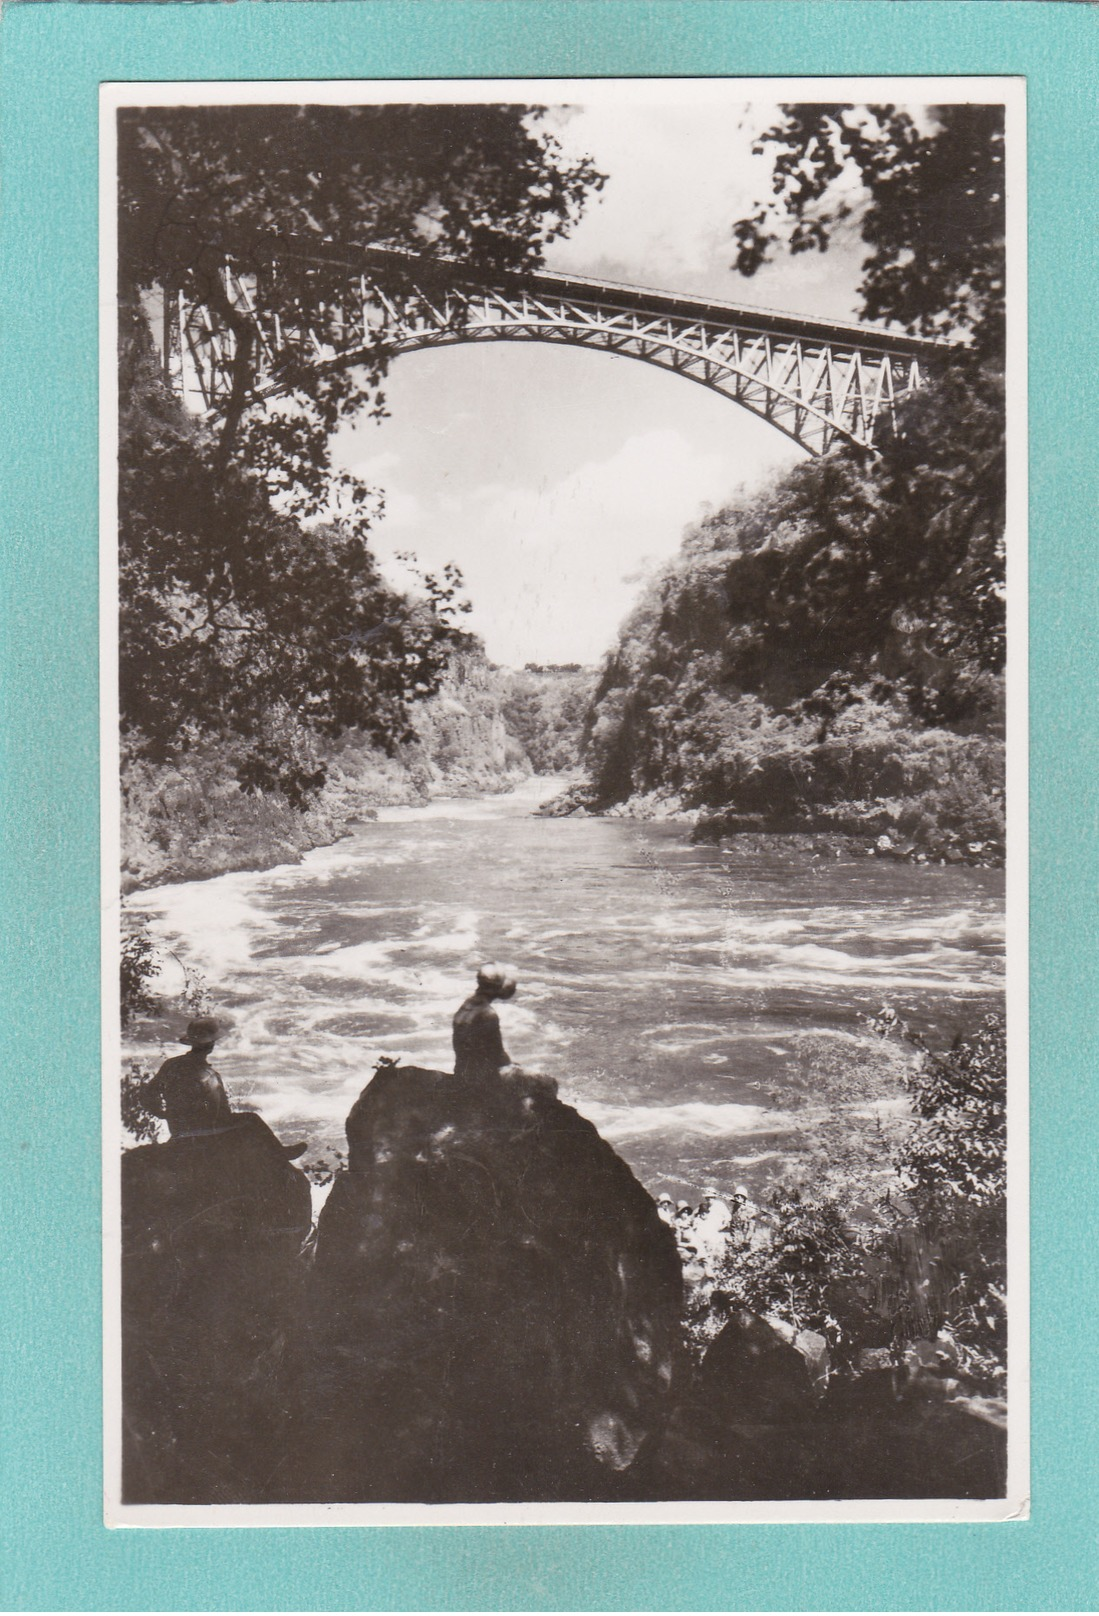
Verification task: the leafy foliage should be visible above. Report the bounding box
[116,105,602,803]
[120,338,469,802]
[888,1009,1007,1207]
[891,1013,1008,1382]
[733,103,1005,360]
[121,924,160,1027]
[584,97,1008,850]
[119,642,586,888]
[121,1061,162,1146]
[700,1014,1007,1387]
[119,104,603,482]
[718,1191,871,1348]
[499,665,595,773]
[583,374,1005,854]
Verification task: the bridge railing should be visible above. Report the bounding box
[155,243,955,455]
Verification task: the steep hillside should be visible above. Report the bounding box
[582,379,1006,863]
[498,663,595,773]
[121,647,594,889]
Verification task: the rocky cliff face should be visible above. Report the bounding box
[121,643,533,889]
[410,647,530,796]
[640,1306,1006,1501]
[120,1069,685,1505]
[301,1065,685,1502]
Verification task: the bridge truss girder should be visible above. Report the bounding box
[164,262,940,457]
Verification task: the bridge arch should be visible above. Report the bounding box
[161,245,952,458]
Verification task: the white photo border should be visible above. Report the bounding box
[100,74,1029,1527]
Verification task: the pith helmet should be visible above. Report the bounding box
[181,1016,220,1047]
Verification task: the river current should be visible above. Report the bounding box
[128,776,1005,1200]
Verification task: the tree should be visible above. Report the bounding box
[732,103,1005,361]
[725,100,1007,738]
[116,105,602,798]
[119,333,471,802]
[893,1012,1007,1208]
[119,105,603,492]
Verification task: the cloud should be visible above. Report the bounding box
[343,449,422,528]
[322,100,844,664]
[545,100,866,321]
[347,449,400,479]
[548,103,776,291]
[405,427,738,666]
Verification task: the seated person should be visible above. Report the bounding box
[145,1017,233,1138]
[452,965,515,1082]
[145,1017,305,1158]
[452,965,557,1099]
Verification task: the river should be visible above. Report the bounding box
[127,776,1005,1201]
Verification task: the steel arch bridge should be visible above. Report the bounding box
[160,243,953,456]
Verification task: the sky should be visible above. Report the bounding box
[328,97,870,668]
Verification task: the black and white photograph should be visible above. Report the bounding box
[103,78,1025,1521]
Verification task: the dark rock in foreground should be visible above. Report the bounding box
[121,1114,312,1504]
[299,1065,685,1503]
[633,1308,1007,1501]
[119,1086,1004,1505]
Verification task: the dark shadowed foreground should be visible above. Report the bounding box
[121,1068,1004,1505]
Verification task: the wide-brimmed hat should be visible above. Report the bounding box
[181,1016,220,1047]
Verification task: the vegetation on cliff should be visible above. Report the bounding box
[116,104,602,883]
[582,377,1005,858]
[120,644,587,888]
[115,101,1009,1500]
[117,106,599,795]
[581,104,1006,859]
[499,664,595,773]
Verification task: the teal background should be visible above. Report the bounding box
[1,1,1095,1608]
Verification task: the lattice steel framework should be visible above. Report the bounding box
[161,245,952,456]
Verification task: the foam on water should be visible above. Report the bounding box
[124,783,1005,1190]
[373,774,568,824]
[574,1098,796,1142]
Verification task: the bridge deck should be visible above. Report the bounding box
[262,239,957,362]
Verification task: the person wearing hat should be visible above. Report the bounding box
[145,1017,307,1158]
[144,1016,233,1139]
[452,964,517,1084]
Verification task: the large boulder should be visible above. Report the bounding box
[640,1308,1006,1501]
[300,1066,684,1503]
[633,1308,820,1500]
[121,1112,312,1503]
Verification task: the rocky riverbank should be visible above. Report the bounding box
[121,649,597,892]
[122,647,536,891]
[536,784,1004,868]
[122,755,533,894]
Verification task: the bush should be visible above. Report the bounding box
[690,1013,1008,1389]
[121,920,160,1026]
[500,666,595,774]
[121,1060,162,1145]
[899,1012,1007,1205]
[581,401,1006,854]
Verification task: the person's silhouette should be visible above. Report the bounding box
[145,1017,306,1157]
[145,1017,232,1138]
[452,964,516,1083]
